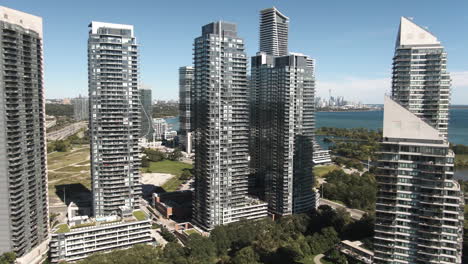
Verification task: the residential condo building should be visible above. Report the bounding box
[192,21,268,230]
[259,7,289,57]
[49,211,151,263]
[139,87,153,139]
[250,52,316,216]
[71,95,89,121]
[374,17,464,264]
[179,66,194,153]
[0,7,50,263]
[88,22,142,217]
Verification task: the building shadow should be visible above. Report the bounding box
[55,183,92,215]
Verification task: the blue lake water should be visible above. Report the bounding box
[166,109,467,145]
[315,109,467,145]
[165,109,468,179]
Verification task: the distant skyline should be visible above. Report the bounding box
[3,0,468,104]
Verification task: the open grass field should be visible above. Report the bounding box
[145,160,193,192]
[313,164,340,178]
[456,154,468,162]
[48,146,90,170]
[47,145,91,208]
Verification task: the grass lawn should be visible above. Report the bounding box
[456,154,468,162]
[145,160,193,192]
[55,165,90,173]
[184,229,200,236]
[133,210,147,221]
[48,145,91,202]
[299,255,315,264]
[48,146,89,170]
[313,164,340,178]
[55,224,70,233]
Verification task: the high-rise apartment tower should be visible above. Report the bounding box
[179,66,194,153]
[192,21,268,230]
[250,52,316,216]
[72,95,89,121]
[0,6,49,259]
[259,7,289,56]
[374,17,464,264]
[88,22,141,217]
[139,87,153,139]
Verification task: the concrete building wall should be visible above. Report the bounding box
[0,6,49,257]
[192,21,267,230]
[88,21,142,217]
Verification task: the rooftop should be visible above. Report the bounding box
[53,210,148,234]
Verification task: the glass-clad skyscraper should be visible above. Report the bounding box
[259,7,289,57]
[374,17,464,264]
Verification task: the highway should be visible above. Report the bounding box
[319,198,366,220]
[47,121,87,141]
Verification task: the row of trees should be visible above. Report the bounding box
[317,127,382,142]
[69,207,374,264]
[153,103,179,118]
[45,104,74,117]
[323,169,377,211]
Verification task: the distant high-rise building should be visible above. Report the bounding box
[250,52,316,216]
[152,118,167,140]
[0,6,50,260]
[179,66,194,153]
[88,22,141,217]
[259,7,289,56]
[72,95,89,121]
[192,21,268,230]
[374,17,464,264]
[139,87,153,139]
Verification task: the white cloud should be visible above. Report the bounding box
[317,71,468,105]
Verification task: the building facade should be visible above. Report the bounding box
[152,118,167,140]
[259,7,289,57]
[139,87,153,139]
[71,96,89,121]
[192,21,268,230]
[179,66,194,153]
[88,22,142,217]
[250,52,316,216]
[373,17,464,264]
[49,212,151,263]
[0,6,50,260]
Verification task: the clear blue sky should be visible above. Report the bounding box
[3,0,468,104]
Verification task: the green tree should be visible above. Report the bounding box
[0,252,16,264]
[168,148,183,161]
[54,140,71,152]
[230,246,261,264]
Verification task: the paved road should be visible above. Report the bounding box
[319,198,365,220]
[47,121,87,141]
[313,254,325,264]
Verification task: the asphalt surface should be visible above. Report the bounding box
[319,198,366,220]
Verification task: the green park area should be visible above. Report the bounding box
[144,160,193,192]
[47,145,91,203]
[313,164,340,178]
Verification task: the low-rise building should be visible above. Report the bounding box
[49,210,152,263]
[338,240,373,264]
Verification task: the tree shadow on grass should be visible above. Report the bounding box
[55,183,92,215]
